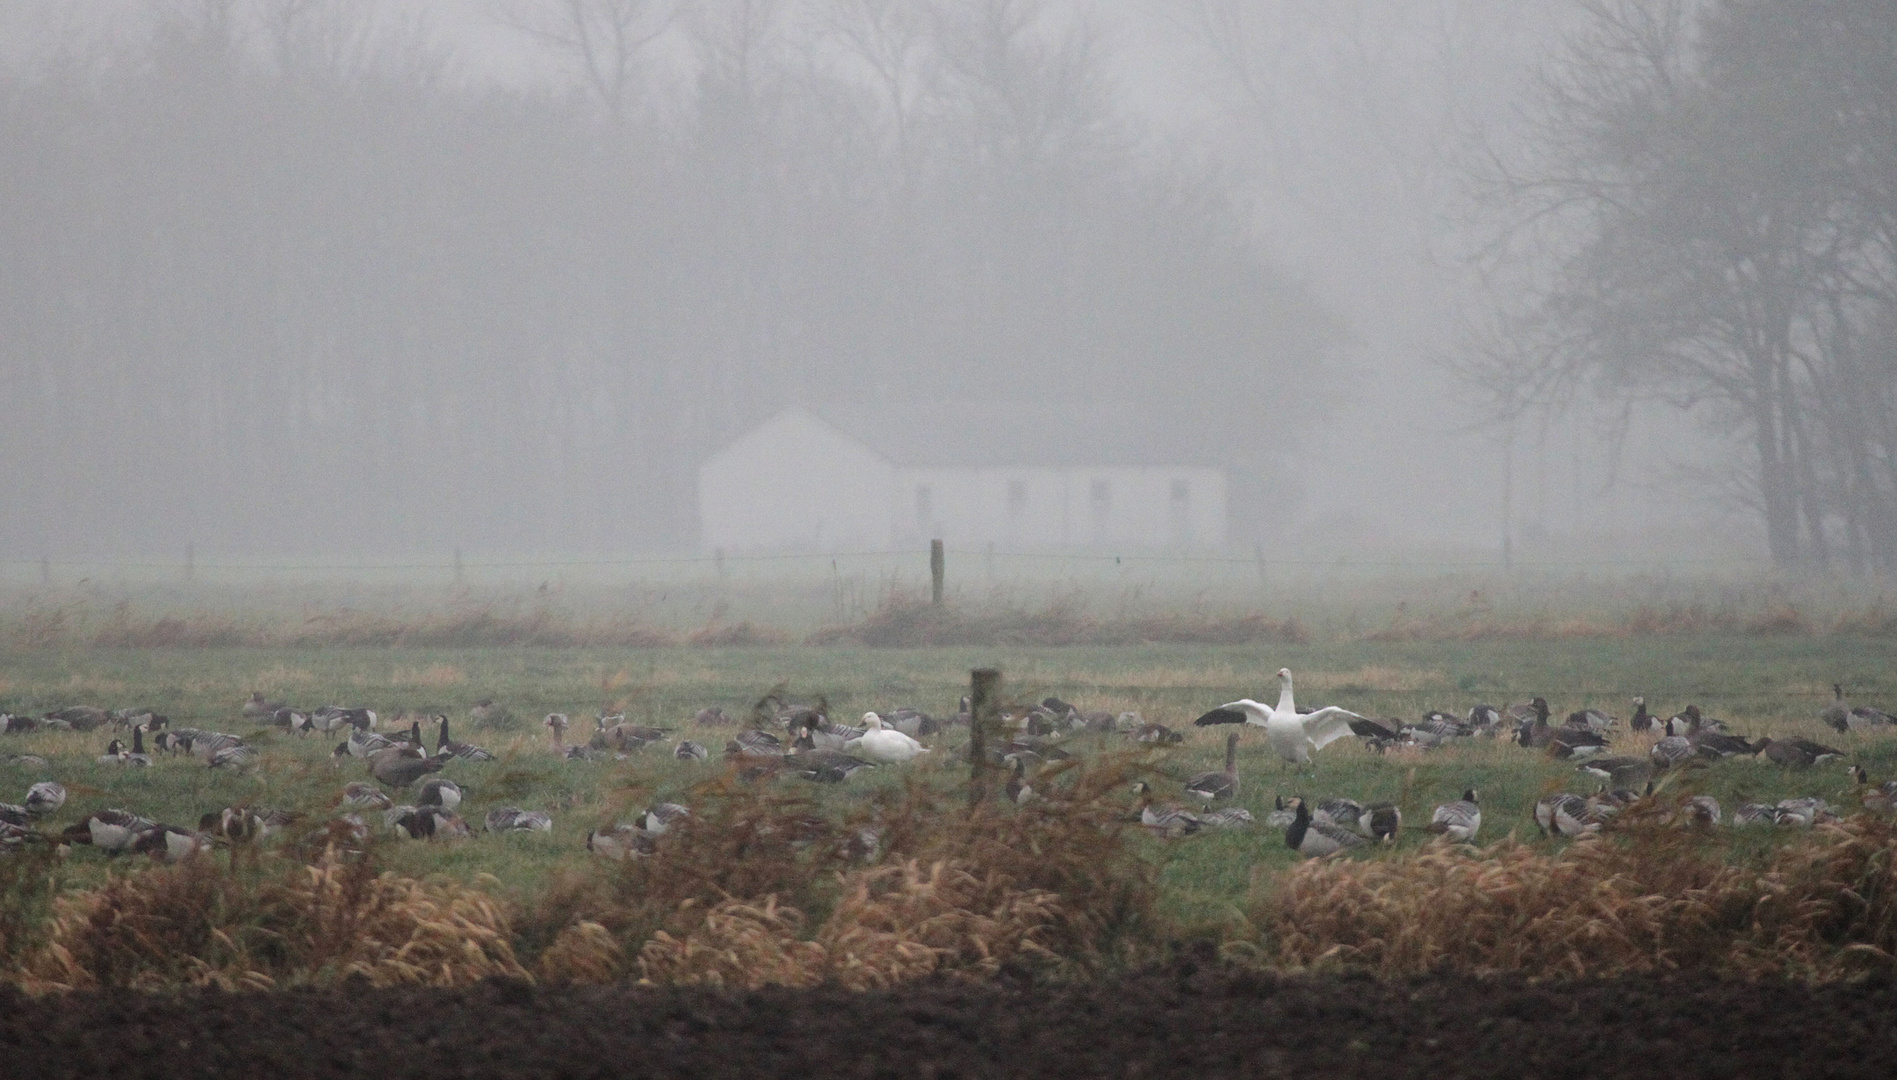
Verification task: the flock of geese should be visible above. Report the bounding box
[1,674,1892,863]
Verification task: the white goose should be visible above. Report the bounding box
[846,712,929,764]
[1193,668,1366,771]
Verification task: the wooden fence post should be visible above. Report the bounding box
[930,539,945,606]
[968,667,1000,809]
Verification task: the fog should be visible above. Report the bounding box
[5,0,1883,576]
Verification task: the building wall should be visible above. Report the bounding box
[894,466,1227,550]
[698,408,895,551]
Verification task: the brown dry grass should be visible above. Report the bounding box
[1261,803,1897,980]
[18,847,528,992]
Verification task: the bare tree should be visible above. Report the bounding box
[498,0,688,122]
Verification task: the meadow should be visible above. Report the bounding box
[4,629,1894,940]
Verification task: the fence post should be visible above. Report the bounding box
[930,539,945,606]
[454,548,464,585]
[968,667,1000,809]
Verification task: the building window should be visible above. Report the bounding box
[1006,479,1027,517]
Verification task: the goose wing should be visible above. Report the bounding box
[1298,707,1363,751]
[1192,707,1250,727]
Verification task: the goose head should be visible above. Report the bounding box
[862,712,883,730]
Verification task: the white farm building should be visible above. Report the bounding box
[698,406,1228,552]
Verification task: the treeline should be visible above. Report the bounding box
[0,0,1335,559]
[1472,0,1897,571]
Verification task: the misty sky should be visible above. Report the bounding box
[0,1,1739,564]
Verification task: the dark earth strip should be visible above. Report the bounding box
[5,965,1895,1080]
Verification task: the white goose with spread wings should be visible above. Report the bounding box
[1193,668,1365,771]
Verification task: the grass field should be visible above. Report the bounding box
[4,634,1895,938]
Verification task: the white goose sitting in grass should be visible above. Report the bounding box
[846,712,929,764]
[1192,668,1366,772]
[1428,789,1481,842]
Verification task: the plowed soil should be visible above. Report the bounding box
[6,965,1894,1079]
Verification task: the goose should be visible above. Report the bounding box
[1578,756,1651,789]
[485,808,553,833]
[1313,797,1365,831]
[1753,737,1844,769]
[47,706,109,732]
[1130,782,1203,837]
[1775,797,1836,827]
[1548,727,1610,761]
[1202,806,1256,829]
[1650,735,1696,768]
[1005,758,1036,805]
[1565,709,1617,736]
[1182,732,1241,804]
[1687,727,1756,759]
[1,714,39,734]
[785,734,875,783]
[886,707,940,738]
[544,713,571,752]
[1427,790,1481,842]
[1629,697,1655,734]
[435,716,494,761]
[847,713,929,764]
[1130,722,1185,744]
[674,739,710,761]
[1513,699,1558,748]
[417,777,462,811]
[24,781,65,817]
[66,808,158,854]
[587,823,656,859]
[0,803,28,827]
[640,802,691,835]
[1282,796,1364,857]
[122,724,155,766]
[96,739,129,765]
[5,754,48,767]
[133,824,214,862]
[1346,716,1404,743]
[1192,669,1367,771]
[0,820,48,852]
[371,749,444,790]
[341,781,393,810]
[693,706,733,727]
[1533,793,1601,838]
[347,727,404,758]
[1851,766,1897,814]
[201,807,295,841]
[1733,802,1784,826]
[1360,802,1401,842]
[208,743,258,770]
[728,729,784,757]
[1682,794,1722,826]
[1265,795,1296,830]
[1667,705,1730,736]
[242,692,284,720]
[385,805,470,840]
[187,731,246,762]
[271,707,310,733]
[1466,704,1503,736]
[1822,685,1895,732]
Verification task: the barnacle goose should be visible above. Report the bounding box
[1282,796,1364,856]
[1427,790,1481,842]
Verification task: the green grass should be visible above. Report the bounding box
[3,635,1895,929]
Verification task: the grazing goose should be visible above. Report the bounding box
[1629,697,1655,734]
[1650,735,1696,769]
[674,739,710,761]
[1753,737,1845,769]
[133,824,214,862]
[640,802,691,836]
[435,716,494,761]
[271,707,310,733]
[1183,732,1241,804]
[24,781,65,817]
[208,743,258,770]
[1130,782,1203,837]
[847,713,929,764]
[587,823,656,859]
[1534,793,1601,838]
[47,706,109,732]
[1193,669,1367,771]
[371,749,444,790]
[187,731,246,762]
[1578,756,1651,789]
[1360,802,1402,842]
[1,714,39,734]
[885,707,940,739]
[485,808,553,833]
[1548,727,1610,761]
[1427,790,1481,842]
[1202,806,1256,829]
[66,809,159,854]
[417,777,463,811]
[1282,796,1364,857]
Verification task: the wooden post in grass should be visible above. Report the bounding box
[968,667,1000,809]
[930,539,945,606]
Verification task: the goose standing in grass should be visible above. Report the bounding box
[1282,796,1364,857]
[1183,732,1241,805]
[847,712,929,764]
[1753,737,1845,769]
[435,715,494,761]
[202,807,295,842]
[1428,790,1481,842]
[1192,668,1366,772]
[417,777,463,811]
[485,808,553,833]
[1687,726,1756,760]
[24,781,65,817]
[544,712,571,751]
[1629,697,1655,734]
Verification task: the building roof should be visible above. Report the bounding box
[804,402,1225,470]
